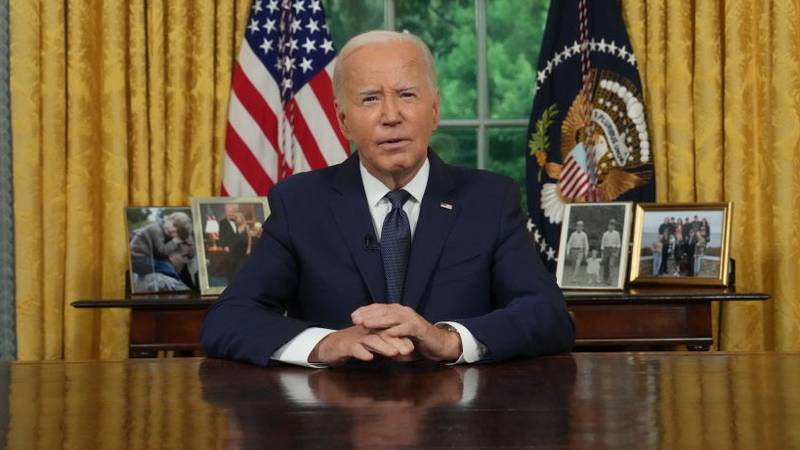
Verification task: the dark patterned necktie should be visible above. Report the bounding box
[381,190,412,303]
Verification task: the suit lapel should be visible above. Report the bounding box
[402,152,459,310]
[329,154,386,302]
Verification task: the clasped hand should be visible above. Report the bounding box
[309,304,462,366]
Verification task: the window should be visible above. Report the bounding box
[326,0,549,205]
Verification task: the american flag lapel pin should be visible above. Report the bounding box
[440,202,453,210]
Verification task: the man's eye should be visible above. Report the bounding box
[400,92,416,99]
[362,96,378,104]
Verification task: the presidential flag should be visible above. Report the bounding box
[222,0,349,196]
[526,0,655,269]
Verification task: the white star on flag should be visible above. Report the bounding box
[264,18,276,33]
[306,18,319,34]
[300,57,313,73]
[290,19,301,33]
[259,38,272,54]
[302,37,316,53]
[248,19,260,34]
[321,38,334,54]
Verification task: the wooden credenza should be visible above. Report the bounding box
[72,288,767,356]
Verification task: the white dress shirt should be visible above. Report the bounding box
[601,229,621,249]
[271,157,483,367]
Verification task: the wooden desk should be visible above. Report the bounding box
[72,288,767,356]
[2,353,798,449]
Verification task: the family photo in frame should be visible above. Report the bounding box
[556,202,633,290]
[192,197,270,295]
[125,207,196,294]
[629,203,732,286]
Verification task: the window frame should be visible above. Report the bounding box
[384,0,529,170]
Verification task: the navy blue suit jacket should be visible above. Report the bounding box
[200,152,574,366]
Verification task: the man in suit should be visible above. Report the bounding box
[217,204,240,250]
[216,203,247,280]
[200,30,574,367]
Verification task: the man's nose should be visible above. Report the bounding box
[380,96,402,125]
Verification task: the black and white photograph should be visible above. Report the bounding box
[192,197,269,295]
[630,203,732,286]
[556,202,633,290]
[125,207,196,294]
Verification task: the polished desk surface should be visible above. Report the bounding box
[1,352,798,450]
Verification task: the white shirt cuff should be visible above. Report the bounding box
[270,327,336,368]
[437,321,483,364]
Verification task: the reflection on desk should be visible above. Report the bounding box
[1,353,799,449]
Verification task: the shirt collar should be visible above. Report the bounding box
[359,157,430,207]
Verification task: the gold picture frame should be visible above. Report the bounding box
[192,196,270,295]
[629,202,732,286]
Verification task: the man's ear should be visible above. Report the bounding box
[335,101,352,139]
[432,89,441,131]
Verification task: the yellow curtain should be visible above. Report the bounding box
[622,1,800,350]
[10,1,251,360]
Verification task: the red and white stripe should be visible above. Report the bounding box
[221,38,349,197]
[558,155,590,199]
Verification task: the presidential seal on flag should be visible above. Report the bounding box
[526,0,655,269]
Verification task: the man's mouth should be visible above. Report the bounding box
[379,137,411,149]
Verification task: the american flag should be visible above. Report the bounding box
[222,0,350,196]
[558,152,590,200]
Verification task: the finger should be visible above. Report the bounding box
[359,312,406,330]
[351,304,389,325]
[378,334,415,355]
[356,305,414,329]
[383,322,418,339]
[361,334,401,358]
[352,309,397,328]
[349,343,374,361]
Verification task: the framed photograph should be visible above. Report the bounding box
[556,202,633,290]
[192,197,270,295]
[629,202,732,286]
[125,207,197,294]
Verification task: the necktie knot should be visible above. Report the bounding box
[385,189,411,210]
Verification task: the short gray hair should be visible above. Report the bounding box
[332,30,438,102]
